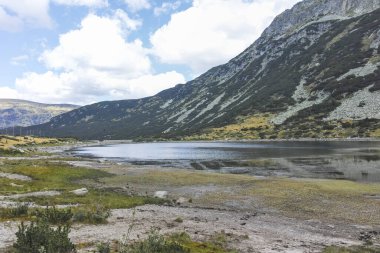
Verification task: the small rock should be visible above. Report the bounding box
[154,191,168,199]
[175,197,188,205]
[70,188,88,196]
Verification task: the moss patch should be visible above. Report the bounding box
[0,159,165,213]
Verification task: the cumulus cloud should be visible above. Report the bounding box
[52,0,108,8]
[0,0,52,31]
[150,0,300,74]
[13,70,184,104]
[9,10,185,105]
[124,0,151,12]
[0,86,20,99]
[40,12,148,77]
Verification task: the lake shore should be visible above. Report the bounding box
[0,141,379,252]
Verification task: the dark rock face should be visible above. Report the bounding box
[19,0,380,140]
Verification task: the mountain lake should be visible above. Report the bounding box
[72,141,380,182]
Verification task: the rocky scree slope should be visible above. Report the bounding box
[19,0,380,140]
[0,99,78,129]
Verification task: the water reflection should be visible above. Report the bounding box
[73,141,380,182]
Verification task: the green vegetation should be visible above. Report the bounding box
[0,205,29,220]
[119,230,189,253]
[101,166,380,225]
[72,204,110,224]
[247,179,380,224]
[13,221,75,253]
[0,159,165,221]
[96,231,236,253]
[182,114,275,140]
[35,206,73,225]
[103,168,255,187]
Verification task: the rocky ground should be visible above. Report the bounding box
[1,204,366,253]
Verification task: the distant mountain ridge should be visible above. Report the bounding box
[0,99,78,129]
[15,0,380,140]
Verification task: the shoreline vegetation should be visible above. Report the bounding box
[0,136,379,252]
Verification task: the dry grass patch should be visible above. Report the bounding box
[103,169,255,187]
[248,179,380,225]
[0,135,60,150]
[184,114,274,140]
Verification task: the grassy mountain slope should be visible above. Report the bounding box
[13,1,380,140]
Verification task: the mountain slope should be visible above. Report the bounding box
[0,99,78,129]
[17,0,380,140]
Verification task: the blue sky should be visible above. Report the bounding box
[0,0,300,105]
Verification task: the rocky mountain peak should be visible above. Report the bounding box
[263,0,380,40]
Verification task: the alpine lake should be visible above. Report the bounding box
[73,140,380,183]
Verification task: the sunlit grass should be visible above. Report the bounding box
[0,159,165,215]
[103,168,255,187]
[248,178,380,224]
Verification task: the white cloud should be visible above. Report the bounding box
[0,86,20,99]
[12,70,185,105]
[150,0,300,74]
[40,12,148,77]
[9,10,185,105]
[124,0,151,12]
[0,0,52,31]
[52,0,108,8]
[154,1,181,16]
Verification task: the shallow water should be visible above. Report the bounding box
[73,141,380,182]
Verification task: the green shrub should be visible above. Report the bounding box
[35,206,73,225]
[13,221,76,253]
[120,229,189,253]
[0,204,29,219]
[72,205,110,224]
[96,242,111,253]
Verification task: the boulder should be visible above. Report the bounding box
[175,197,188,205]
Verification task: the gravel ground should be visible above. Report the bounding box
[0,204,364,253]
[0,204,377,252]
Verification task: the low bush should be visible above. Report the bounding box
[35,206,73,225]
[13,221,76,253]
[119,230,189,253]
[0,204,29,219]
[72,205,110,224]
[96,242,111,253]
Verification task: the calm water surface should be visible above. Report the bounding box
[73,141,380,182]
